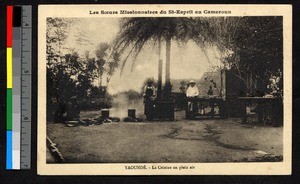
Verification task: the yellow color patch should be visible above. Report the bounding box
[7,48,12,88]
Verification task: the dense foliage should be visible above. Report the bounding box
[114,17,283,97]
[206,17,283,96]
[46,18,119,120]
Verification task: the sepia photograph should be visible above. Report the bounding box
[38,5,292,175]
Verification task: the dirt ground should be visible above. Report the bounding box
[47,111,283,163]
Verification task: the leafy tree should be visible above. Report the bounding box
[46,18,75,107]
[46,18,78,65]
[46,18,104,120]
[207,17,283,95]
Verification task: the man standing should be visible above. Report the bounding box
[143,80,156,120]
[186,80,199,97]
[186,80,199,117]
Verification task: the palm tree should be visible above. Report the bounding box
[106,51,120,84]
[113,17,211,99]
[95,42,110,87]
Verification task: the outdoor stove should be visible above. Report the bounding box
[128,109,136,119]
[101,109,110,119]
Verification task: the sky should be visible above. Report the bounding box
[63,18,222,94]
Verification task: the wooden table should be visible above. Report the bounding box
[238,97,282,124]
[185,97,225,119]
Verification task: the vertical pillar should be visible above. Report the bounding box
[164,36,172,99]
[157,38,162,99]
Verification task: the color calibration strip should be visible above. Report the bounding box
[6,5,32,170]
[7,5,13,170]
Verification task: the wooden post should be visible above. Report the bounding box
[164,36,171,98]
[157,38,162,99]
[101,109,109,119]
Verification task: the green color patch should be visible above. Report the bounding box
[6,89,12,130]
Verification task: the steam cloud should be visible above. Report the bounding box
[109,92,144,119]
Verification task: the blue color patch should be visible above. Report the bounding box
[6,131,12,169]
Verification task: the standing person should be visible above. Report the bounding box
[186,80,199,117]
[143,80,156,120]
[207,85,215,115]
[207,85,213,95]
[66,96,80,121]
[53,97,66,123]
[186,80,199,97]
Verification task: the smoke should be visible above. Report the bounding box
[109,91,144,119]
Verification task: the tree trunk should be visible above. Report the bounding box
[98,68,103,87]
[220,69,224,98]
[164,36,172,98]
[100,75,102,87]
[157,38,162,99]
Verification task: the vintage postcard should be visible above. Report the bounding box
[38,4,292,175]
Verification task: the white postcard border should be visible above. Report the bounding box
[38,4,292,175]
